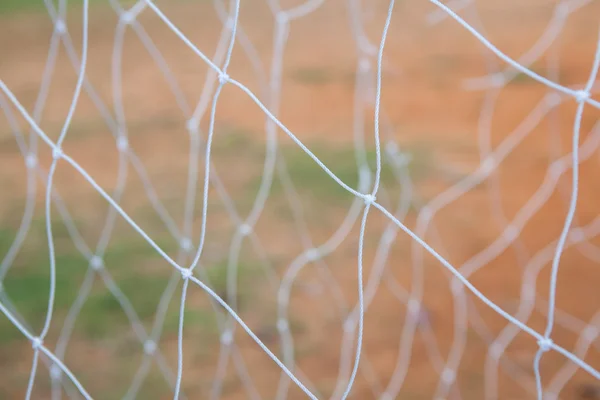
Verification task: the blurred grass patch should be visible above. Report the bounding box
[266,140,434,201]
[213,124,260,154]
[30,217,76,250]
[163,307,219,337]
[0,223,179,343]
[80,273,169,339]
[0,0,94,15]
[509,65,548,85]
[0,0,47,14]
[102,236,177,271]
[202,259,262,311]
[511,71,538,84]
[0,228,15,256]
[0,250,87,342]
[0,0,159,15]
[289,67,335,85]
[209,127,436,215]
[0,208,264,345]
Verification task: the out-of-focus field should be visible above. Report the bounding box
[1,0,600,399]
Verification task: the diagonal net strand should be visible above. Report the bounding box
[1,0,600,399]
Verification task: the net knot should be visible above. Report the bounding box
[489,342,503,359]
[90,256,103,271]
[408,299,421,315]
[218,72,230,85]
[275,13,288,26]
[575,90,590,103]
[220,330,233,345]
[31,336,43,350]
[116,136,128,152]
[583,326,598,341]
[441,368,456,384]
[570,228,585,243]
[120,11,134,25]
[54,20,66,34]
[343,317,355,333]
[305,248,320,262]
[419,206,433,223]
[358,57,370,72]
[143,340,156,355]
[179,237,192,252]
[180,268,192,280]
[480,158,495,174]
[363,194,376,206]
[276,319,289,332]
[538,337,553,353]
[50,364,62,380]
[504,225,519,241]
[238,224,252,237]
[450,278,464,294]
[25,154,37,169]
[52,147,63,160]
[489,74,505,88]
[548,161,563,179]
[556,2,570,15]
[186,118,198,134]
[385,141,398,156]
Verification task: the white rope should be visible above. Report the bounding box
[1,0,600,398]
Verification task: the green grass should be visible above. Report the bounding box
[0,228,259,342]
[74,357,174,400]
[212,128,436,213]
[269,140,434,201]
[271,145,378,200]
[511,72,537,84]
[107,371,172,400]
[509,65,547,85]
[0,228,15,257]
[0,250,88,342]
[0,0,149,15]
[0,221,180,343]
[212,124,260,154]
[74,235,182,338]
[80,273,170,338]
[202,259,262,311]
[236,139,435,231]
[30,217,76,244]
[102,235,177,269]
[0,0,82,15]
[0,0,46,14]
[289,67,335,85]
[163,307,219,337]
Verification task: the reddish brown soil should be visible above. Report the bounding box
[1,0,600,399]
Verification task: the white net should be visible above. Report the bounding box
[1,0,600,398]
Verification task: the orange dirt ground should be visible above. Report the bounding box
[1,0,600,399]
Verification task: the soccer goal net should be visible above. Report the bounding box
[1,0,600,399]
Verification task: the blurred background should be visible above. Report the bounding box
[1,0,600,398]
